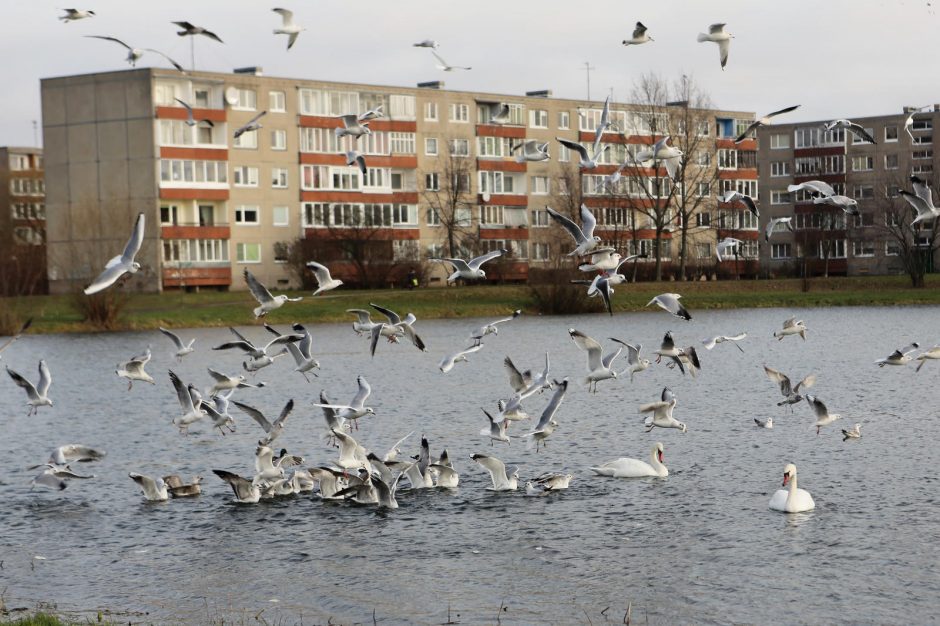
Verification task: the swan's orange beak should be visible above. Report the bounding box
[782,472,790,487]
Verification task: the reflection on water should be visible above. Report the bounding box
[1,306,939,623]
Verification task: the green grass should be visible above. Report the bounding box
[2,275,940,335]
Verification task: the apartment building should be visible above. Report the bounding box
[41,67,758,294]
[0,146,46,295]
[756,107,940,276]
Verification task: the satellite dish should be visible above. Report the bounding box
[481,191,491,203]
[224,87,239,106]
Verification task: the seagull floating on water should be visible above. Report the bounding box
[842,423,862,442]
[470,454,518,491]
[754,417,773,429]
[129,473,168,502]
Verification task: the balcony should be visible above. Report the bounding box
[160,222,230,239]
[162,266,232,288]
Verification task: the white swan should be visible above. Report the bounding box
[768,463,815,513]
[590,442,668,478]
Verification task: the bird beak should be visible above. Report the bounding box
[782,472,790,487]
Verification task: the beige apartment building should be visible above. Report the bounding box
[40,67,759,294]
[756,107,940,276]
[0,146,46,295]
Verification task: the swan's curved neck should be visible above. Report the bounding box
[650,448,663,470]
[787,472,798,498]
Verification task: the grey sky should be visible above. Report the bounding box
[5,1,938,146]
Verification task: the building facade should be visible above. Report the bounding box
[41,68,758,294]
[756,107,940,276]
[0,146,46,295]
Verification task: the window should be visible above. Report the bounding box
[425,173,440,191]
[236,242,261,263]
[912,119,933,131]
[480,205,504,226]
[696,151,712,167]
[478,136,513,157]
[272,167,289,188]
[851,128,874,144]
[160,204,178,225]
[233,166,259,186]
[159,159,228,185]
[558,111,570,129]
[853,212,875,227]
[389,94,416,119]
[449,103,469,122]
[885,126,898,142]
[448,139,470,157]
[532,209,550,227]
[479,171,520,194]
[269,91,286,112]
[718,149,737,169]
[9,154,29,170]
[886,184,901,198]
[531,242,550,261]
[425,137,438,156]
[531,176,549,195]
[13,226,42,245]
[426,207,441,226]
[770,161,790,177]
[425,102,438,121]
[913,149,933,160]
[298,88,358,116]
[770,134,789,149]
[851,156,873,172]
[913,163,933,174]
[884,154,899,170]
[390,132,416,154]
[270,129,287,150]
[770,190,791,205]
[818,240,846,258]
[235,205,260,224]
[232,88,256,110]
[272,206,289,226]
[771,243,792,259]
[886,240,900,256]
[273,242,290,264]
[233,129,257,149]
[558,143,570,162]
[852,240,875,257]
[696,182,710,198]
[852,185,874,200]
[529,109,548,128]
[695,243,712,259]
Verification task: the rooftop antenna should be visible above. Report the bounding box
[32,120,38,147]
[582,62,595,100]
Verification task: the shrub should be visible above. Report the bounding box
[71,291,126,330]
[527,268,605,315]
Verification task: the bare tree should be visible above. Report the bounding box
[879,181,940,288]
[422,140,476,258]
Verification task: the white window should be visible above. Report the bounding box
[696,151,712,167]
[233,129,257,149]
[232,88,256,111]
[913,163,934,174]
[448,139,470,157]
[449,103,469,122]
[695,243,712,259]
[9,155,29,170]
[235,205,260,224]
[425,102,438,121]
[272,205,289,226]
[558,111,570,130]
[851,155,873,171]
[770,161,790,177]
[269,91,286,112]
[770,190,791,204]
[885,126,898,142]
[159,159,228,186]
[425,137,438,155]
[885,240,900,256]
[529,109,548,128]
[389,132,416,154]
[718,149,737,169]
[426,207,441,226]
[160,204,178,225]
[885,154,899,170]
[480,205,504,226]
[272,167,288,188]
[852,240,875,257]
[531,242,550,261]
[233,166,259,186]
[913,149,933,160]
[531,176,550,195]
[695,212,711,227]
[479,171,519,194]
[851,128,875,144]
[771,243,792,259]
[236,242,261,263]
[770,134,789,149]
[818,239,847,258]
[270,129,287,150]
[558,143,570,162]
[425,173,440,191]
[696,182,711,198]
[298,89,359,116]
[477,136,513,157]
[852,185,874,200]
[389,94,416,119]
[532,209,550,227]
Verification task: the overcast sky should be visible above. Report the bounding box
[4,1,938,146]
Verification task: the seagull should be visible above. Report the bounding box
[85,36,184,71]
[754,417,773,429]
[470,454,518,491]
[842,423,862,442]
[345,151,367,176]
[806,395,842,435]
[358,105,384,122]
[335,114,372,139]
[234,399,293,446]
[546,204,601,256]
[213,470,261,503]
[568,329,623,392]
[904,105,931,142]
[593,95,615,152]
[331,428,370,472]
[764,217,794,242]
[439,344,484,373]
[696,23,733,70]
[60,9,95,22]
[734,106,800,143]
[652,331,687,375]
[206,367,264,395]
[431,50,471,71]
[369,303,426,353]
[213,325,301,361]
[304,261,344,297]
[716,237,743,262]
[671,345,702,378]
[721,189,759,218]
[504,353,554,397]
[253,444,301,484]
[647,293,691,321]
[602,160,631,190]
[576,274,615,316]
[0,317,31,360]
[511,140,550,163]
[201,391,237,435]
[31,464,94,491]
[763,365,816,407]
[45,445,105,466]
[578,249,621,273]
[158,327,195,362]
[129,473,168,502]
[173,98,214,128]
[312,375,375,427]
[900,175,940,227]
[522,379,568,452]
[480,408,511,445]
[233,110,267,139]
[381,431,415,462]
[787,179,836,199]
[774,317,807,341]
[435,249,507,282]
[272,8,304,49]
[278,324,319,381]
[531,472,573,491]
[347,309,384,337]
[641,387,687,433]
[634,135,683,179]
[318,391,347,443]
[622,22,653,45]
[172,21,223,43]
[824,119,877,144]
[412,39,439,49]
[169,370,206,433]
[115,346,155,389]
[875,342,920,367]
[7,360,53,415]
[468,310,522,345]
[814,193,859,216]
[484,103,511,125]
[243,269,302,318]
[556,137,609,169]
[84,212,144,295]
[161,475,202,497]
[702,332,747,352]
[610,339,650,381]
[915,345,940,372]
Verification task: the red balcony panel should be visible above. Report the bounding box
[715,229,759,241]
[160,146,228,161]
[161,225,230,239]
[479,227,530,240]
[793,146,845,157]
[304,227,420,241]
[718,168,758,179]
[299,153,417,168]
[716,138,757,151]
[298,116,340,129]
[159,188,229,201]
[476,159,527,172]
[156,106,226,123]
[162,266,232,288]
[476,125,526,139]
[369,120,417,132]
[479,194,527,206]
[300,191,419,203]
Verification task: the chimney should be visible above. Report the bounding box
[417,80,445,89]
[525,89,552,98]
[233,67,263,76]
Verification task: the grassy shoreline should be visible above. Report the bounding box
[2,275,940,335]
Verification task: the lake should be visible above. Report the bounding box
[1,305,938,625]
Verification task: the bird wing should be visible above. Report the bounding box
[569,329,603,371]
[503,356,527,392]
[734,121,761,144]
[212,470,254,500]
[206,367,229,383]
[900,191,930,218]
[233,400,272,432]
[738,194,759,218]
[172,21,195,30]
[158,327,185,350]
[601,343,623,368]
[717,39,730,69]
[440,257,472,273]
[533,380,568,431]
[488,310,522,327]
[471,454,507,483]
[546,206,588,245]
[7,366,38,400]
[370,302,402,325]
[273,7,295,25]
[245,110,268,126]
[555,137,589,162]
[399,323,426,352]
[351,375,371,408]
[305,261,333,285]
[347,309,373,324]
[633,22,647,37]
[169,370,194,412]
[848,122,877,144]
[807,396,828,418]
[765,104,801,120]
[143,49,185,73]
[468,249,506,270]
[86,35,132,50]
[910,175,934,205]
[203,30,224,44]
[661,331,675,351]
[243,269,274,304]
[212,340,255,353]
[702,336,718,350]
[579,204,598,239]
[763,364,789,389]
[272,399,294,429]
[430,50,449,68]
[83,261,129,295]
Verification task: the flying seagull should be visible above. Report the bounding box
[243,269,302,318]
[716,237,743,262]
[824,119,877,144]
[468,310,522,345]
[85,36,184,71]
[806,395,842,435]
[305,261,344,296]
[546,204,601,256]
[702,332,747,352]
[158,327,195,362]
[904,105,931,142]
[115,346,155,389]
[696,23,733,70]
[568,329,623,392]
[173,98,214,128]
[431,50,471,71]
[234,399,294,446]
[7,360,53,415]
[434,249,507,282]
[60,9,95,22]
[774,317,807,341]
[900,175,940,227]
[647,293,692,321]
[335,114,372,139]
[84,212,145,295]
[634,135,683,179]
[413,39,439,49]
[764,365,815,407]
[556,137,609,169]
[721,189,759,218]
[369,303,426,354]
[734,105,800,143]
[511,140,550,163]
[622,22,653,45]
[345,150,367,176]
[172,21,224,43]
[272,8,304,49]
[875,342,920,367]
[233,110,267,139]
[764,217,794,242]
[439,344,484,374]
